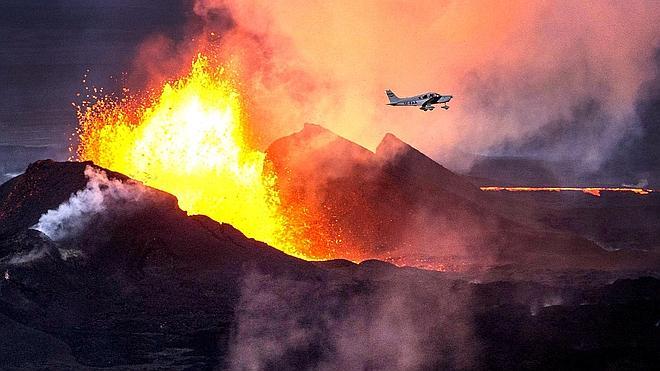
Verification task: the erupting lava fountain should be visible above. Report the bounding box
[73,54,309,259]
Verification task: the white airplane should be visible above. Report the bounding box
[386,90,453,111]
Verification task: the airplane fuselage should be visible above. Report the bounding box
[386,90,452,111]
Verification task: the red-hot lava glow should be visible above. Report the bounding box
[74,54,316,259]
[480,186,654,197]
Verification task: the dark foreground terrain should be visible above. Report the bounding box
[0,160,658,370]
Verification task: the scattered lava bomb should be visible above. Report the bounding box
[74,55,310,259]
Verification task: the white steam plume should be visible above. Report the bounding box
[32,166,147,241]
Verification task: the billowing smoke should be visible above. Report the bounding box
[32,166,148,241]
[183,0,660,174]
[227,269,476,370]
[227,272,321,370]
[603,48,660,185]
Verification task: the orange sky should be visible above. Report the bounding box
[180,1,660,170]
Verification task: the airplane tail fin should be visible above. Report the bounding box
[385,89,400,103]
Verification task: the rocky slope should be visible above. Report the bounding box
[0,159,658,369]
[266,124,658,270]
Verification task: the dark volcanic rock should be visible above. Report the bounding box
[267,124,657,271]
[0,159,658,369]
[0,312,82,368]
[0,160,325,368]
[376,132,484,203]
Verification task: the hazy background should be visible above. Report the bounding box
[1,0,659,185]
[0,0,192,182]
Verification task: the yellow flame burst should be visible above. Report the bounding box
[75,55,306,258]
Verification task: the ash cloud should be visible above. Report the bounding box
[32,166,148,241]
[3,1,659,180]
[603,48,660,186]
[185,0,659,177]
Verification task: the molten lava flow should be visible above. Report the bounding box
[74,55,308,258]
[480,186,653,197]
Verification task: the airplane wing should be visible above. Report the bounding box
[420,97,438,108]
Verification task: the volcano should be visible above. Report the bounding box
[0,158,660,369]
[0,160,318,276]
[0,159,325,367]
[1,154,659,368]
[266,124,659,271]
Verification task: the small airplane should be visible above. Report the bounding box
[386,90,453,111]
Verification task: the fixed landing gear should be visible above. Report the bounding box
[420,104,448,111]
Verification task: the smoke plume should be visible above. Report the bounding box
[182,0,660,173]
[32,166,148,241]
[227,269,476,370]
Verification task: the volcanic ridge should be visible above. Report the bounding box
[0,125,658,369]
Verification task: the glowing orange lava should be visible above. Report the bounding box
[74,55,309,259]
[480,186,653,197]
